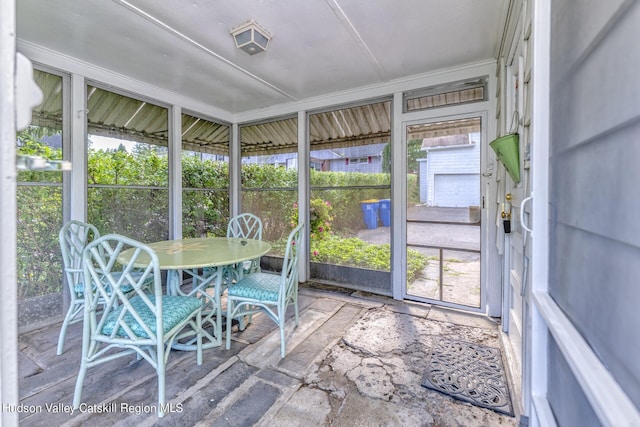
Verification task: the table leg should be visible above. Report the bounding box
[166,270,180,296]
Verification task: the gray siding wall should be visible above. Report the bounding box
[547,339,601,427]
[548,0,640,424]
[328,156,382,173]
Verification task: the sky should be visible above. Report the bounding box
[89,135,137,152]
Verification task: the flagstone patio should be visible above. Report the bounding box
[17,282,517,426]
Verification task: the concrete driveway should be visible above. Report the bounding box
[357,206,481,259]
[356,206,482,307]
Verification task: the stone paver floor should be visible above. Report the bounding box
[17,282,518,427]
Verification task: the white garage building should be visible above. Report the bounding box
[418,133,480,207]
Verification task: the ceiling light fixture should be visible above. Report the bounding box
[230,20,273,55]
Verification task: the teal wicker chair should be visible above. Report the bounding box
[57,220,101,355]
[72,234,203,418]
[225,223,304,358]
[203,213,263,281]
[224,213,264,330]
[202,213,263,330]
[227,213,263,275]
[57,220,151,355]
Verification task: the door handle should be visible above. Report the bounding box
[520,196,533,233]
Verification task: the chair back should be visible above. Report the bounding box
[82,234,162,343]
[60,220,100,297]
[279,223,304,303]
[227,213,263,240]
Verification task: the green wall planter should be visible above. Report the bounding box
[490,134,520,183]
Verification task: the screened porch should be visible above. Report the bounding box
[8,0,519,425]
[18,70,489,332]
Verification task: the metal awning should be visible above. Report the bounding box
[241,101,392,155]
[31,74,393,156]
[31,71,478,157]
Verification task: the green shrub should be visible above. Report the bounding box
[17,136,425,300]
[268,231,427,283]
[308,235,426,282]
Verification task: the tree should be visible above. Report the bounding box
[381,139,425,173]
[407,139,425,173]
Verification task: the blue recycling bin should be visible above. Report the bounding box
[379,199,391,226]
[360,199,380,229]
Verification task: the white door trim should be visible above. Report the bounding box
[534,292,640,425]
[529,0,551,423]
[398,105,497,314]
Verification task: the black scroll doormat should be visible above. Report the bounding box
[421,338,514,417]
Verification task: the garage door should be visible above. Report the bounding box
[434,174,479,207]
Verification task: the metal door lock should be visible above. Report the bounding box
[501,210,512,233]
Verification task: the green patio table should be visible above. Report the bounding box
[119,237,272,350]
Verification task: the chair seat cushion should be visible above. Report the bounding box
[101,295,201,339]
[228,272,281,301]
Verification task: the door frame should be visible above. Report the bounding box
[396,103,500,315]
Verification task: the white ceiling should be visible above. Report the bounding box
[17,0,509,115]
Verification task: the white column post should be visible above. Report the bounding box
[391,92,404,299]
[230,122,241,217]
[70,73,86,221]
[169,106,182,239]
[0,1,19,423]
[298,110,309,282]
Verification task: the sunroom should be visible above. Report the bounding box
[3,0,639,426]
